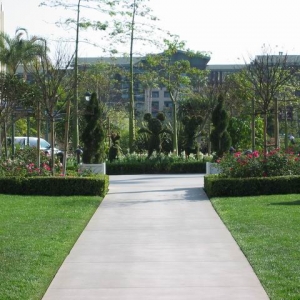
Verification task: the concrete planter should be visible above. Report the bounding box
[80,162,106,175]
[206,162,220,175]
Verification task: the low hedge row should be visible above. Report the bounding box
[204,175,300,197]
[106,161,206,175]
[0,175,109,196]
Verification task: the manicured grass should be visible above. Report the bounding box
[211,194,300,300]
[0,194,103,300]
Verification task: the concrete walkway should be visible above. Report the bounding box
[43,174,269,300]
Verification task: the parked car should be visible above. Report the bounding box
[8,137,64,162]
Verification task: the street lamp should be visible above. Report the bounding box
[85,91,91,101]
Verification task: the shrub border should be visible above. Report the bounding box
[106,161,207,175]
[0,175,109,196]
[204,175,300,197]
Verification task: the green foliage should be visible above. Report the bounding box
[227,116,264,150]
[0,175,109,196]
[210,94,231,157]
[0,147,61,177]
[181,115,203,156]
[204,174,300,197]
[81,92,106,164]
[106,151,213,174]
[138,112,172,158]
[108,132,122,162]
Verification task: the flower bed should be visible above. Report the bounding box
[217,148,300,178]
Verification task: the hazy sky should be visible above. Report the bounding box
[2,0,300,64]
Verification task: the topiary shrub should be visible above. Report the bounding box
[108,132,122,162]
[81,92,106,164]
[181,115,203,157]
[210,94,231,158]
[138,112,172,158]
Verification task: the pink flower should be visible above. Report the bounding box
[234,152,241,157]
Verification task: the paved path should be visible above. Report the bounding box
[43,174,269,300]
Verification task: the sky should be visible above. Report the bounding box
[2,0,300,65]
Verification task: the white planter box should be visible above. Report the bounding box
[206,162,220,175]
[80,162,106,175]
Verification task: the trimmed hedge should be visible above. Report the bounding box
[107,161,207,175]
[0,175,109,196]
[204,175,300,197]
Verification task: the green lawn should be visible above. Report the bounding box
[211,194,300,300]
[0,194,103,300]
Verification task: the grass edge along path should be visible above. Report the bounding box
[211,194,300,300]
[0,194,103,300]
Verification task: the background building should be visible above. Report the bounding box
[0,3,4,73]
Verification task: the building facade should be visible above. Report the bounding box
[0,3,4,73]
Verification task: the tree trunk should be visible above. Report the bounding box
[263,113,268,155]
[171,93,178,156]
[128,0,137,153]
[50,118,55,176]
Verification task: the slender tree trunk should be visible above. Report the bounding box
[62,96,71,176]
[37,101,41,170]
[263,113,268,155]
[129,0,137,153]
[73,0,81,150]
[4,121,7,158]
[51,118,55,176]
[170,93,178,156]
[274,97,279,148]
[251,98,255,152]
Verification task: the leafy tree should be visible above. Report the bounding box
[30,42,74,174]
[106,103,129,152]
[227,116,264,151]
[0,28,45,76]
[0,73,39,158]
[244,48,299,153]
[81,92,106,163]
[109,0,163,153]
[210,94,231,158]
[40,0,118,150]
[144,39,210,155]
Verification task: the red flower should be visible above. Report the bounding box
[234,152,241,157]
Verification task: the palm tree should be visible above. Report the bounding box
[0,28,45,75]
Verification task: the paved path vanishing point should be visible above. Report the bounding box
[43,174,269,300]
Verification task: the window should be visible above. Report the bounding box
[164,91,170,98]
[164,101,172,108]
[152,91,159,98]
[164,101,173,118]
[152,101,159,116]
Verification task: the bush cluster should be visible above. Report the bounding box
[106,152,212,175]
[0,147,61,177]
[217,149,300,178]
[0,146,108,196]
